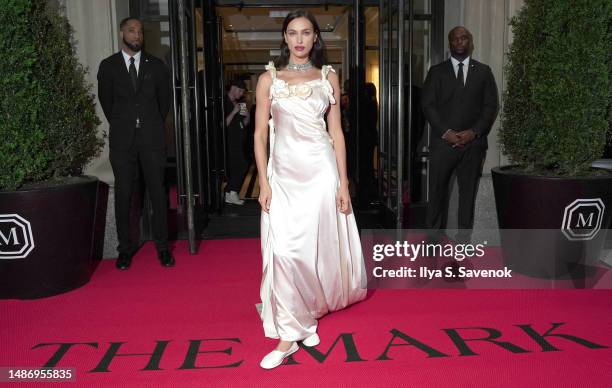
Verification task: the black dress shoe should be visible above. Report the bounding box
[158,250,175,267]
[116,252,132,270]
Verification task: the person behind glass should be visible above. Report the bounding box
[358,82,379,206]
[97,17,175,270]
[253,10,366,369]
[340,88,357,191]
[224,79,250,205]
[245,96,257,166]
[422,26,499,243]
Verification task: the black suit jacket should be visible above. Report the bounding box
[97,51,170,151]
[422,58,499,149]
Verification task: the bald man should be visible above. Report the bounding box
[422,26,499,242]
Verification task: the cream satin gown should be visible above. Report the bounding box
[259,62,366,342]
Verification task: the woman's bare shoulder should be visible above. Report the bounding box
[258,71,273,87]
[326,69,340,89]
[258,71,272,82]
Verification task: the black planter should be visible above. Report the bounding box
[491,166,612,278]
[0,176,108,299]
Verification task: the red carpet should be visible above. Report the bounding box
[1,240,611,387]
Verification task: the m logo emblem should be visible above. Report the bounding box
[561,199,605,241]
[0,214,35,259]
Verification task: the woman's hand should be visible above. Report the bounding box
[259,182,272,213]
[336,182,351,214]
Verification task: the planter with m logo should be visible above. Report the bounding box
[492,167,612,279]
[0,177,107,299]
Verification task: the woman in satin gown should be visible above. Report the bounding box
[253,10,366,369]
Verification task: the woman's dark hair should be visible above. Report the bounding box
[274,10,327,69]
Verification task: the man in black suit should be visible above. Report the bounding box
[97,17,175,269]
[422,26,499,242]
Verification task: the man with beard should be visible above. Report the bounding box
[97,17,174,270]
[422,26,499,243]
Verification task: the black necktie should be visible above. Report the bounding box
[129,57,138,91]
[457,62,464,87]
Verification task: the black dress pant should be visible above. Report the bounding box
[110,129,168,255]
[426,144,486,237]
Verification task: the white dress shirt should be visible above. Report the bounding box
[121,50,141,74]
[443,56,471,140]
[450,56,470,85]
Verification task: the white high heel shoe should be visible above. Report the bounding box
[302,333,320,347]
[260,342,299,369]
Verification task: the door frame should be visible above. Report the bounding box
[378,0,444,228]
[133,0,445,239]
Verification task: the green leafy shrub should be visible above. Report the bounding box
[0,0,103,191]
[501,0,611,176]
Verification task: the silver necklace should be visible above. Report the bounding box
[287,60,313,72]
